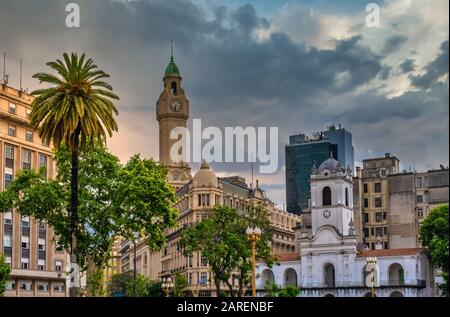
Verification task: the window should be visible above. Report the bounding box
[384,227,388,235]
[345,187,349,206]
[381,170,386,176]
[20,282,32,291]
[371,227,374,236]
[8,125,16,137]
[198,194,210,207]
[375,212,383,222]
[21,217,30,228]
[383,212,387,220]
[364,228,369,238]
[376,227,382,237]
[38,221,46,230]
[416,177,422,188]
[23,149,32,170]
[189,273,193,285]
[363,198,369,208]
[5,144,14,162]
[189,256,193,268]
[5,173,13,188]
[55,240,64,252]
[171,81,177,94]
[37,283,48,291]
[39,154,48,177]
[200,272,208,285]
[3,235,12,247]
[8,102,16,114]
[21,262,29,269]
[416,195,423,203]
[322,187,332,206]
[364,213,369,223]
[21,242,29,249]
[38,264,45,271]
[172,173,178,180]
[374,182,381,193]
[53,283,65,292]
[25,131,33,142]
[4,211,12,225]
[26,108,31,118]
[363,183,368,193]
[6,280,16,291]
[375,197,382,208]
[417,208,424,218]
[384,242,388,249]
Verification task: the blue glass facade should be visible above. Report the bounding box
[285,126,354,214]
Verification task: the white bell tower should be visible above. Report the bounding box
[310,158,355,236]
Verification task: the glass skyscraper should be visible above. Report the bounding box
[285,125,354,214]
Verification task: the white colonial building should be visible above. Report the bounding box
[256,158,435,297]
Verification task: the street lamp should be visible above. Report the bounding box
[133,232,139,297]
[246,226,262,297]
[162,277,174,297]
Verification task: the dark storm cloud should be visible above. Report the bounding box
[399,59,416,73]
[410,40,449,89]
[0,0,448,185]
[381,35,408,56]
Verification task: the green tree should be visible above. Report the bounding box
[147,280,164,297]
[278,285,300,297]
[0,253,11,296]
[264,282,281,297]
[179,205,274,297]
[30,52,119,296]
[0,145,177,294]
[108,272,132,296]
[125,273,151,297]
[173,272,188,297]
[419,204,449,296]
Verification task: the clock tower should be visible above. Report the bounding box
[156,51,192,189]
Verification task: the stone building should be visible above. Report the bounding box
[0,84,69,296]
[256,157,435,297]
[353,153,400,249]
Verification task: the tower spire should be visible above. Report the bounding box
[170,39,174,63]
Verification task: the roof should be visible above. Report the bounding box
[356,248,425,258]
[318,157,341,173]
[275,253,301,262]
[165,56,180,76]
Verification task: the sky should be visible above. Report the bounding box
[0,0,448,208]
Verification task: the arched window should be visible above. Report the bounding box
[324,263,335,287]
[388,263,405,285]
[283,268,297,287]
[345,187,349,206]
[171,81,177,94]
[323,187,332,206]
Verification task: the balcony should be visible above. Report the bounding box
[299,279,427,289]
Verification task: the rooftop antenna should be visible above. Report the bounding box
[2,52,6,85]
[20,59,23,91]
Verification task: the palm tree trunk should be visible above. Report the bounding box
[69,129,80,297]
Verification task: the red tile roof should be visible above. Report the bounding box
[275,253,301,262]
[356,248,425,258]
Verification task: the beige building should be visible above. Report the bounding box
[0,84,68,297]
[353,153,400,250]
[120,55,301,296]
[388,168,449,249]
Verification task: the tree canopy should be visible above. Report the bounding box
[0,254,10,296]
[0,144,178,286]
[179,205,275,297]
[420,204,449,296]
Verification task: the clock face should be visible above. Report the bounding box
[323,210,331,218]
[170,99,183,112]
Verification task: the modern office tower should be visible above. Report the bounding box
[0,84,69,296]
[285,125,354,214]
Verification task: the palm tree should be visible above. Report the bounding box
[30,52,119,296]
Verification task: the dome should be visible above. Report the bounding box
[318,157,341,173]
[165,56,180,76]
[193,161,217,187]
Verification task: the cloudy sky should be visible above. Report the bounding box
[1,0,448,207]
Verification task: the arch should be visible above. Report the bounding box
[389,291,404,297]
[322,187,332,206]
[388,263,405,285]
[171,81,177,94]
[345,187,349,206]
[323,263,335,287]
[363,292,377,297]
[283,268,297,287]
[261,269,275,287]
[324,293,335,297]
